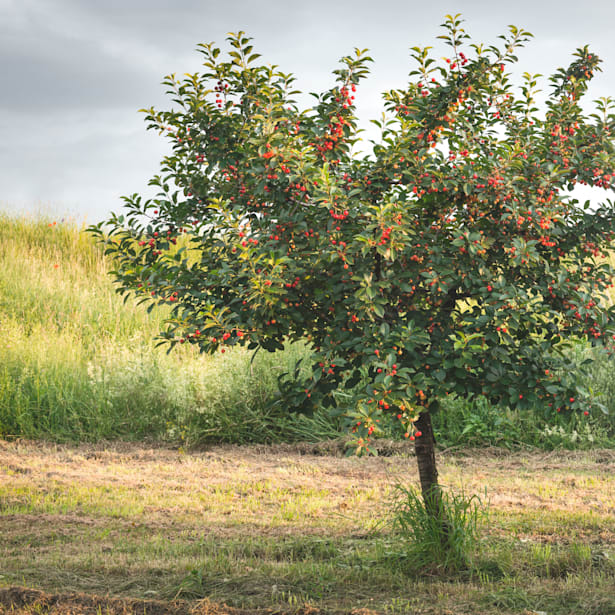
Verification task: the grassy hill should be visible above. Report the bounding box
[0,213,340,444]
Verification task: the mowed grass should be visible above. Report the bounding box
[1,441,615,615]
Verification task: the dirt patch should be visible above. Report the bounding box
[0,587,365,615]
[0,587,194,615]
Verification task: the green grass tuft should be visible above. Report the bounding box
[386,484,485,574]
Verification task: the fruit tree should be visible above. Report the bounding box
[92,15,615,515]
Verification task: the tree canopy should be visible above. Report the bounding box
[92,16,615,465]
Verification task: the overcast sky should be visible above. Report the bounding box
[1,0,614,223]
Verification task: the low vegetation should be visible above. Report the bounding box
[0,213,341,445]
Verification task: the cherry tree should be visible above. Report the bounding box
[92,15,615,516]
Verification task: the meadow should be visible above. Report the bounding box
[1,213,615,449]
[0,213,342,446]
[1,213,615,615]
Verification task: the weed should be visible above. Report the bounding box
[484,585,533,610]
[386,484,485,574]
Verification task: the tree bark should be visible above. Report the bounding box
[414,409,445,522]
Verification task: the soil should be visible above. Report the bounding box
[0,586,371,615]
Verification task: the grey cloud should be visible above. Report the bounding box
[0,35,163,111]
[1,0,614,221]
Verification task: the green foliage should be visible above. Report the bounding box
[387,484,485,574]
[3,213,615,449]
[432,393,613,450]
[93,15,615,452]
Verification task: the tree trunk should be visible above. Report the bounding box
[414,409,446,523]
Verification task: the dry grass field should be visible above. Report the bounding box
[1,440,614,614]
